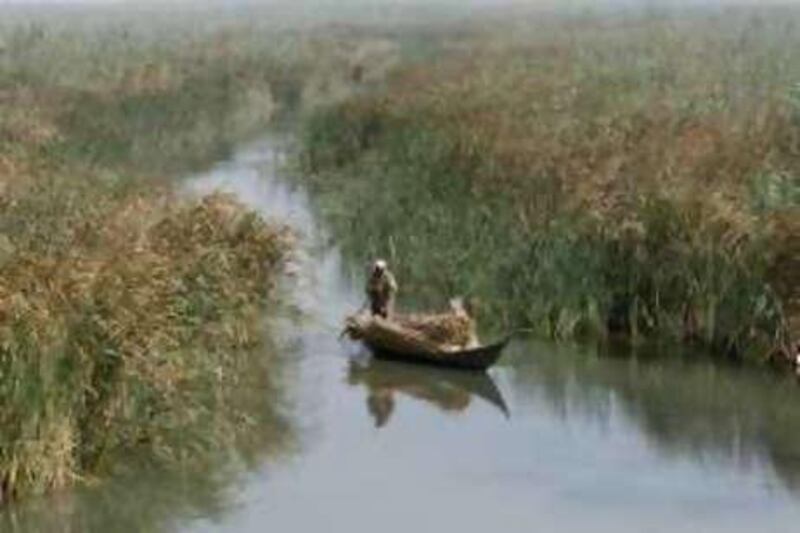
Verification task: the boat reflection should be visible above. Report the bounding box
[347,357,510,428]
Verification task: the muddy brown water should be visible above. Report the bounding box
[3,135,800,533]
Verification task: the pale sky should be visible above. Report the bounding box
[1,0,797,4]
[1,0,798,13]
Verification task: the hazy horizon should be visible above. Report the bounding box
[2,0,798,7]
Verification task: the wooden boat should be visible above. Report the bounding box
[343,310,510,372]
[364,336,510,371]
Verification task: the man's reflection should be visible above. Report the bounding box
[366,389,395,428]
[348,359,508,428]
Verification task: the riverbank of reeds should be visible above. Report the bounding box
[299,6,800,365]
[0,12,332,502]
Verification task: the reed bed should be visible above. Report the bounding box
[0,178,292,499]
[0,9,367,503]
[300,6,800,364]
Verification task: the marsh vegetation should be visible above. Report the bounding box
[300,5,800,364]
[0,7,329,501]
[2,0,800,519]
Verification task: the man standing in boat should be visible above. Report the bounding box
[366,259,397,319]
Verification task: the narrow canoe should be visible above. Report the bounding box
[364,336,511,372]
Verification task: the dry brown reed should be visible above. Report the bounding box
[0,185,291,500]
[302,7,800,363]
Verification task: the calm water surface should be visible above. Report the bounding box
[4,136,800,533]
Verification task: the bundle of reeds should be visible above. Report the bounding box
[395,299,479,349]
[344,299,479,354]
[345,312,451,353]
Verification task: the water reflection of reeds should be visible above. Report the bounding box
[0,334,297,533]
[508,340,800,494]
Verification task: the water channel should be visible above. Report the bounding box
[3,134,800,533]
